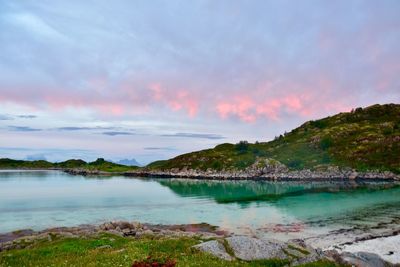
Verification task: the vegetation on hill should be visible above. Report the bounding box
[0,158,139,172]
[147,104,400,174]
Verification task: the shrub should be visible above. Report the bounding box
[132,256,176,267]
[310,120,329,129]
[235,141,249,153]
[211,160,222,170]
[320,137,333,150]
[287,159,303,169]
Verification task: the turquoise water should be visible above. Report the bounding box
[0,170,399,238]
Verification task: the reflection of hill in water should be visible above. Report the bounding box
[158,179,399,205]
[159,179,400,222]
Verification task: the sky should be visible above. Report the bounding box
[0,0,399,164]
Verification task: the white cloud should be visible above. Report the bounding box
[5,12,68,42]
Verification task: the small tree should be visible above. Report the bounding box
[236,141,249,153]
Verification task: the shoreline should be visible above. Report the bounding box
[66,168,400,181]
[1,220,399,265]
[1,167,399,181]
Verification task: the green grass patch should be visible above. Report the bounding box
[0,234,344,267]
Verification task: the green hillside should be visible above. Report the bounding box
[147,104,400,174]
[0,158,138,172]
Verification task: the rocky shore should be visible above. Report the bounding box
[0,221,227,251]
[1,220,398,266]
[64,163,400,181]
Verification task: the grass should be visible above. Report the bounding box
[0,234,344,267]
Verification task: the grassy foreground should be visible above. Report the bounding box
[0,233,341,267]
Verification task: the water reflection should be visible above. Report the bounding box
[158,179,399,204]
[0,171,399,235]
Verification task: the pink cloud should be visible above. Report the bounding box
[149,83,199,117]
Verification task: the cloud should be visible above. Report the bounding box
[5,12,68,42]
[161,133,225,140]
[0,115,13,120]
[8,126,42,132]
[25,154,47,161]
[0,147,97,162]
[144,147,177,151]
[57,127,93,131]
[102,131,135,136]
[18,115,37,119]
[0,0,399,163]
[56,126,115,131]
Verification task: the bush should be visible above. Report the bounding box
[287,159,303,169]
[235,141,249,153]
[320,137,333,150]
[132,256,176,267]
[310,120,329,129]
[211,160,222,170]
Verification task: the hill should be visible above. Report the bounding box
[147,104,400,174]
[0,158,138,173]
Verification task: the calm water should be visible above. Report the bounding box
[1,170,399,239]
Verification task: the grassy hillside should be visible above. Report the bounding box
[148,104,400,173]
[0,158,139,172]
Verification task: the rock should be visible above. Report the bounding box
[101,222,115,231]
[349,172,358,180]
[193,240,234,261]
[130,221,141,229]
[226,236,288,261]
[143,229,153,235]
[340,252,390,267]
[97,245,112,249]
[122,228,135,236]
[116,221,132,230]
[135,229,154,237]
[106,230,124,237]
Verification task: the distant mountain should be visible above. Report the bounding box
[147,104,400,174]
[113,158,142,167]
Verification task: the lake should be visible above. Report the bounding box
[1,170,399,240]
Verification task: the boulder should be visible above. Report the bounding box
[226,236,288,261]
[193,240,234,261]
[340,252,390,267]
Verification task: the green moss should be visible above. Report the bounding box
[219,239,235,258]
[287,244,310,255]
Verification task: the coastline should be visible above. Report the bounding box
[1,220,399,265]
[62,168,400,181]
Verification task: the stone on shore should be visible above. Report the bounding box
[340,252,390,267]
[193,240,234,261]
[226,236,288,261]
[193,236,290,262]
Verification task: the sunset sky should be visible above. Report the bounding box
[0,0,399,164]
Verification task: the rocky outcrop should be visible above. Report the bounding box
[125,162,400,181]
[225,236,288,261]
[0,221,226,252]
[193,240,234,261]
[58,157,400,180]
[193,236,326,265]
[339,252,391,267]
